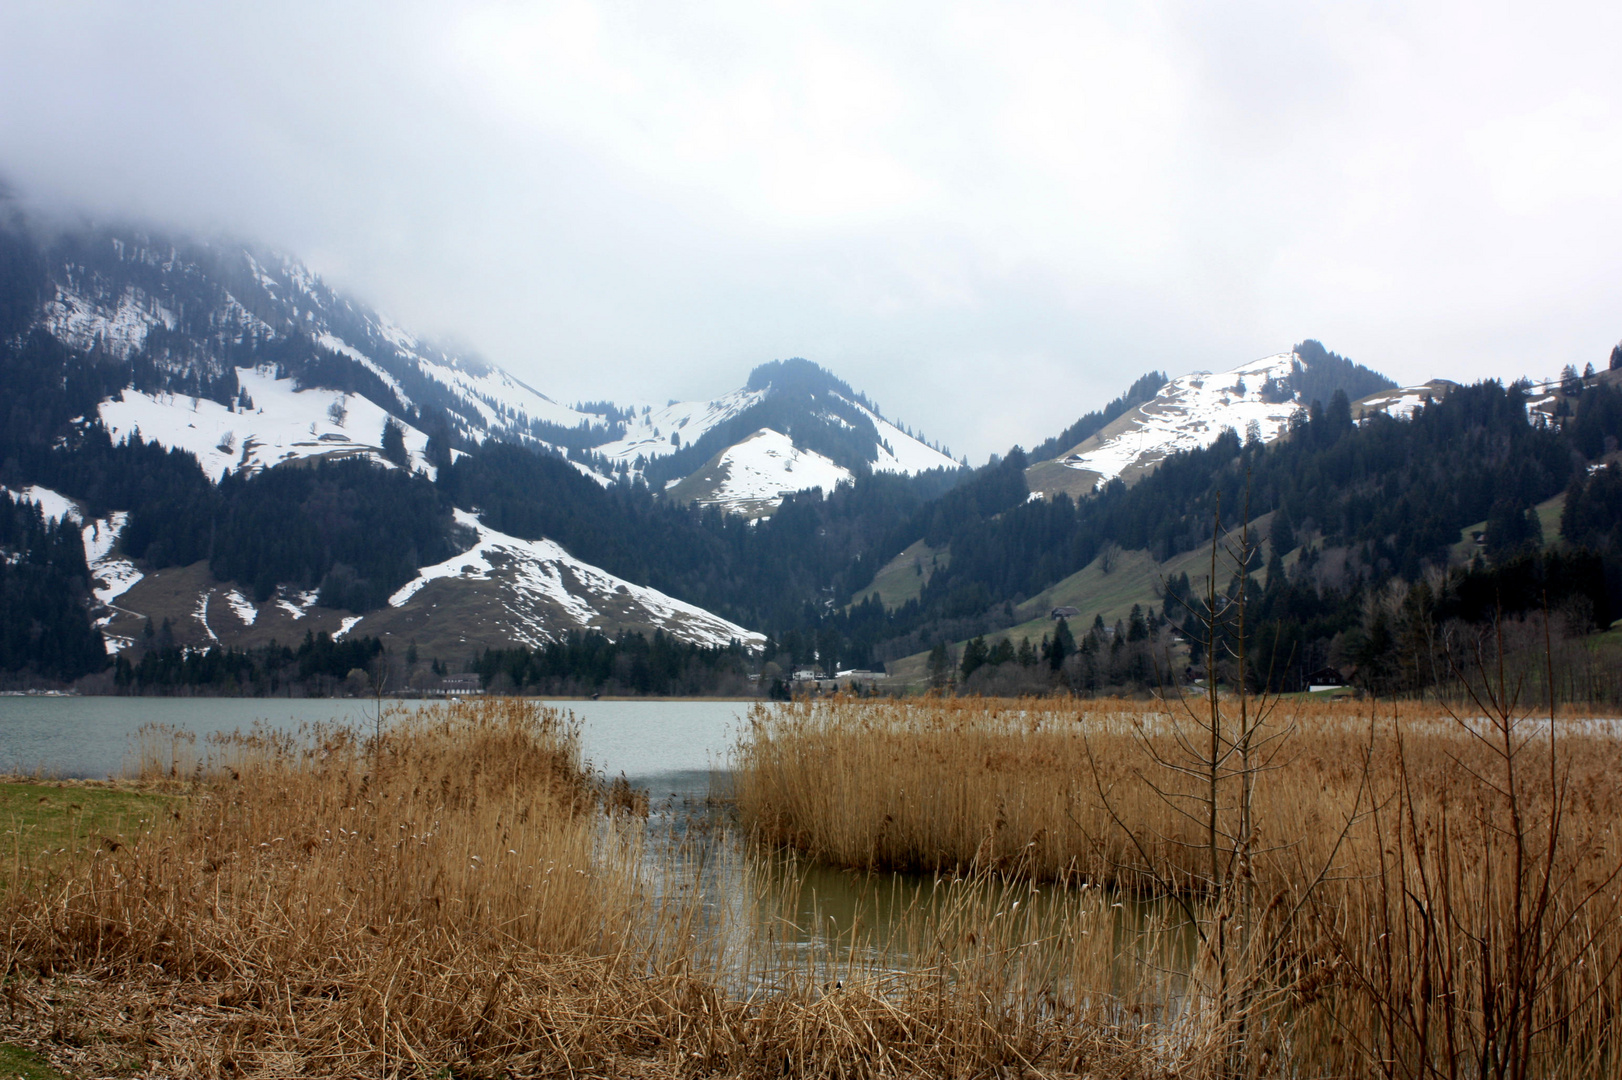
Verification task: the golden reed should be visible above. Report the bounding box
[1,699,1199,1078]
[735,694,1622,1077]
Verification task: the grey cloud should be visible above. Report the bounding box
[3,1,1619,463]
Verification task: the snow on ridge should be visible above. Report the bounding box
[699,429,852,508]
[41,283,176,360]
[594,385,953,483]
[1058,352,1300,490]
[848,401,960,474]
[596,388,768,468]
[385,509,762,649]
[99,367,436,481]
[412,355,600,432]
[4,484,82,524]
[316,333,411,410]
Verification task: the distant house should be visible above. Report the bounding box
[1050,606,1081,620]
[1307,667,1345,692]
[440,673,482,696]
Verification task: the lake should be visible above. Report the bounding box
[0,696,755,796]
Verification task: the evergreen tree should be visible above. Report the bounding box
[1562,364,1583,396]
[959,636,990,681]
[927,641,953,689]
[1484,497,1542,561]
[1047,617,1074,671]
[380,418,409,468]
[1269,510,1296,556]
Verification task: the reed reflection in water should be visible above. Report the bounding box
[644,788,1201,1029]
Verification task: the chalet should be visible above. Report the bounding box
[1306,667,1345,692]
[439,673,482,696]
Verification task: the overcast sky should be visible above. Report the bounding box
[3,2,1620,462]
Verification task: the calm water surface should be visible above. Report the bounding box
[0,696,751,795]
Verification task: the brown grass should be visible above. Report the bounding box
[1,698,1218,1079]
[735,693,1622,1076]
[11,690,1617,1076]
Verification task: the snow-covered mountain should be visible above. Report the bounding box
[1025,345,1398,499]
[3,218,965,660]
[662,428,854,516]
[3,220,780,652]
[597,358,960,515]
[26,225,952,516]
[32,224,611,460]
[8,480,761,660]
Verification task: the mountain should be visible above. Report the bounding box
[590,358,961,515]
[31,222,611,454]
[6,200,1622,699]
[0,213,770,667]
[1026,341,1398,499]
[18,216,954,512]
[0,209,961,683]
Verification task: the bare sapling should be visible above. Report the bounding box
[1315,601,1622,1079]
[1085,479,1371,1074]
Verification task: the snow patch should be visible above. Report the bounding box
[195,591,220,643]
[387,510,764,649]
[333,615,364,640]
[1357,384,1446,421]
[695,429,852,509]
[99,367,436,480]
[41,284,176,359]
[3,485,81,524]
[1057,353,1299,489]
[2,487,143,608]
[224,589,259,626]
[276,589,321,620]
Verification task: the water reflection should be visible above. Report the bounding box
[640,781,1200,1013]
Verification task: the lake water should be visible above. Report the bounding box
[0,696,755,796]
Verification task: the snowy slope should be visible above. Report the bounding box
[1355,380,1455,421]
[2,484,145,651]
[665,429,853,516]
[98,366,437,479]
[594,388,768,468]
[370,510,764,649]
[853,402,960,474]
[1030,353,1302,496]
[32,228,610,452]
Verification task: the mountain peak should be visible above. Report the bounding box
[745,357,863,403]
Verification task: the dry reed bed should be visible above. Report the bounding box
[1,699,1211,1079]
[733,696,1622,889]
[735,694,1622,1077]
